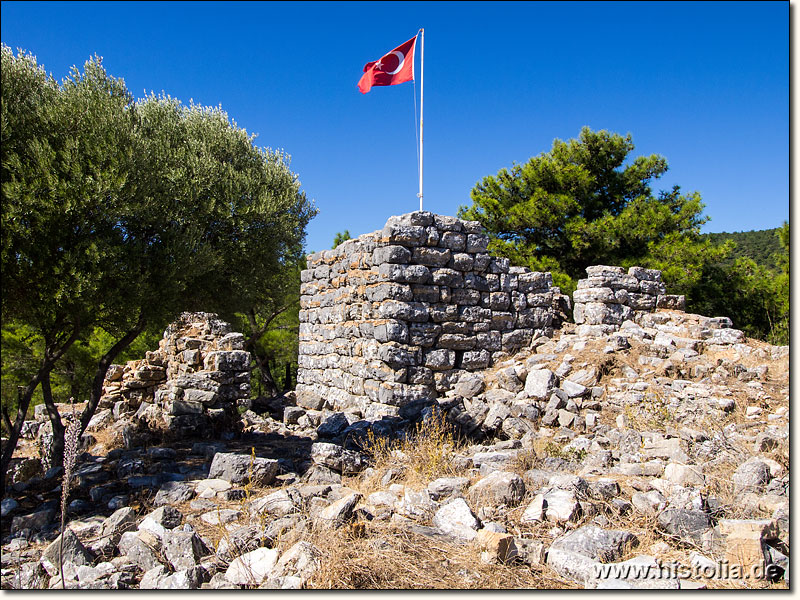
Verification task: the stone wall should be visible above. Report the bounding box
[572,265,686,338]
[296,212,567,418]
[100,313,251,435]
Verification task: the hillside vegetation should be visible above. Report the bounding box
[704,229,782,271]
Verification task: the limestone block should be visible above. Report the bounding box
[466,233,489,253]
[718,519,779,578]
[586,265,625,278]
[439,231,466,251]
[203,350,250,372]
[431,267,463,287]
[573,287,617,304]
[410,284,440,303]
[373,245,411,264]
[451,288,481,305]
[639,279,667,295]
[382,223,425,246]
[628,266,662,281]
[412,246,451,267]
[476,529,518,563]
[462,350,491,370]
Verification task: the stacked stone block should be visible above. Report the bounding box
[572,265,686,337]
[100,312,251,434]
[296,212,562,417]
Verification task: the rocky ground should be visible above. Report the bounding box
[1,308,789,589]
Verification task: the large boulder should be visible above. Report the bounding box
[432,498,480,541]
[40,528,94,576]
[208,452,279,486]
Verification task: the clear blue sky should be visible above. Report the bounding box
[1,1,789,253]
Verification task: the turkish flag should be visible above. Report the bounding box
[358,36,417,94]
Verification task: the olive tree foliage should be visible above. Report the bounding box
[458,127,730,297]
[1,45,316,489]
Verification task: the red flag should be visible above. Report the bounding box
[358,36,417,94]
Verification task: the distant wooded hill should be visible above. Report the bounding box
[703,228,782,270]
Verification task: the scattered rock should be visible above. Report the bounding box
[467,471,525,507]
[225,547,279,586]
[550,526,638,563]
[432,498,480,541]
[40,528,94,576]
[208,452,279,486]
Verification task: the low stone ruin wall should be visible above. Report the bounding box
[99,312,251,436]
[572,265,686,337]
[296,211,568,418]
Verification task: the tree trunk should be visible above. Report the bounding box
[40,374,66,471]
[284,362,292,392]
[79,316,146,436]
[0,326,81,493]
[1,406,13,437]
[256,355,280,398]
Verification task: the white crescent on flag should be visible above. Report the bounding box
[386,50,405,75]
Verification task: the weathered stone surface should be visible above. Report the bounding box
[546,546,602,586]
[657,509,711,544]
[467,471,525,507]
[153,481,195,506]
[41,529,93,575]
[427,476,471,501]
[315,492,362,530]
[432,498,480,541]
[718,519,779,578]
[732,458,772,495]
[200,508,241,526]
[208,452,279,486]
[475,529,517,563]
[524,369,558,399]
[550,526,638,563]
[543,489,581,523]
[11,508,55,534]
[215,525,268,563]
[162,529,211,570]
[663,463,705,487]
[118,531,163,572]
[90,506,138,555]
[268,541,322,586]
[310,442,364,474]
[225,547,279,586]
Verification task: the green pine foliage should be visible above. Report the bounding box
[704,228,782,270]
[459,127,788,345]
[333,230,352,248]
[458,127,725,298]
[692,222,788,344]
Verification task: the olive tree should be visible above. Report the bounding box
[1,45,316,489]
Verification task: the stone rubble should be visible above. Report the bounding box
[1,212,789,590]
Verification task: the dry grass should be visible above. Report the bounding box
[308,520,577,589]
[357,412,469,492]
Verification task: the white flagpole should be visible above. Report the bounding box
[418,28,424,211]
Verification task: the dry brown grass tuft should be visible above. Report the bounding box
[358,412,468,491]
[308,520,577,589]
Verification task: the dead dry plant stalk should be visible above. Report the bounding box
[361,410,465,489]
[59,401,81,589]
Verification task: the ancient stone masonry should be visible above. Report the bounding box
[99,313,251,435]
[296,212,569,417]
[572,265,686,338]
